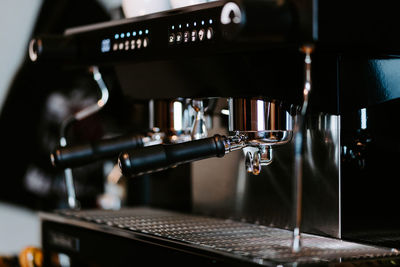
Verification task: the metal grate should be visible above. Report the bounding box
[57,207,400,264]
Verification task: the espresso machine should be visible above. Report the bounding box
[29,0,400,266]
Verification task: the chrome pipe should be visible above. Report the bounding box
[58,66,109,209]
[190,99,208,140]
[291,45,314,253]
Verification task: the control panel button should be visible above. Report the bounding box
[143,37,149,48]
[130,40,136,50]
[113,43,118,51]
[183,31,190,43]
[168,19,214,46]
[124,40,129,50]
[176,32,183,44]
[206,27,214,40]
[198,29,205,41]
[118,42,124,50]
[191,30,197,42]
[168,33,175,44]
[136,38,142,49]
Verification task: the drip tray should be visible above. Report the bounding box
[43,207,400,265]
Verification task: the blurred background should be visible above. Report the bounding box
[0,0,217,257]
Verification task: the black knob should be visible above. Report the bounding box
[119,135,226,177]
[29,35,76,63]
[220,0,293,41]
[51,134,144,168]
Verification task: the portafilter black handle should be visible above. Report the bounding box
[119,135,226,177]
[51,134,144,169]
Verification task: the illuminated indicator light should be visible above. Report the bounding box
[172,25,175,30]
[126,32,131,37]
[186,23,189,27]
[121,33,125,38]
[209,19,213,24]
[133,31,137,36]
[139,30,143,35]
[179,24,182,29]
[194,22,197,26]
[201,20,205,25]
[114,34,119,39]
[145,29,149,34]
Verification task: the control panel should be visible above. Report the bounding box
[71,1,223,64]
[100,28,150,54]
[78,4,221,64]
[97,13,216,59]
[29,0,319,65]
[32,1,250,64]
[168,19,215,45]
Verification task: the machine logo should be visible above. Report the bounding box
[49,231,80,252]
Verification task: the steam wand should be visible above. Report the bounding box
[291,45,313,253]
[56,66,109,209]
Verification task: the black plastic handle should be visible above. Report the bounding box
[119,134,226,177]
[51,134,144,168]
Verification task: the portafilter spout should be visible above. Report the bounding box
[228,97,294,175]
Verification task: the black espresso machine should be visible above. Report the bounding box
[28,0,400,266]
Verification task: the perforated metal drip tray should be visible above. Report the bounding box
[45,207,400,266]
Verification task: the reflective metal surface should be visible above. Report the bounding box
[50,207,399,265]
[190,99,208,140]
[228,98,293,145]
[193,109,341,238]
[149,99,193,142]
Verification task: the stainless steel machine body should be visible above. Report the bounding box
[192,110,341,238]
